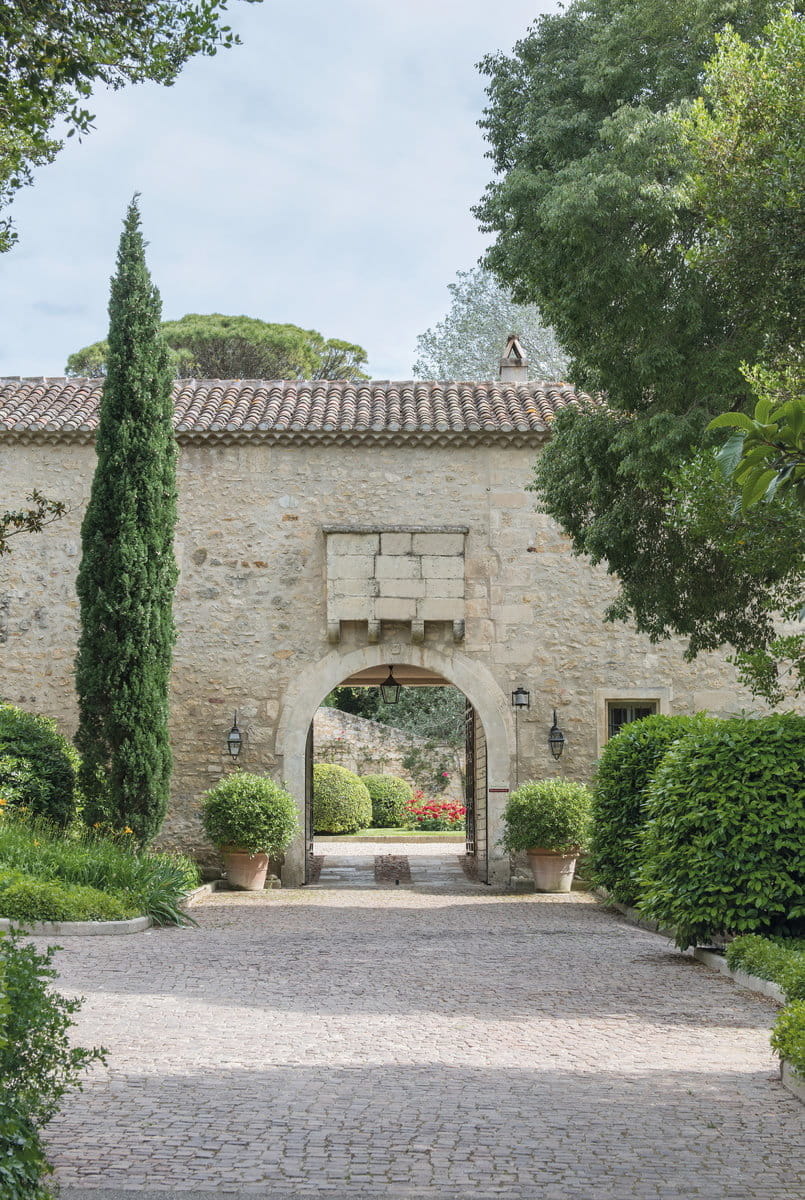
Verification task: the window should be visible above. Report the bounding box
[606,700,658,741]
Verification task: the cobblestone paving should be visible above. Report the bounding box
[39,881,804,1199]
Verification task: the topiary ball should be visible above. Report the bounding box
[0,704,79,828]
[360,774,413,828]
[313,764,371,834]
[201,772,298,855]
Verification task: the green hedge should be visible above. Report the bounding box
[639,714,805,949]
[0,705,79,828]
[0,870,138,923]
[313,765,371,834]
[0,1104,53,1200]
[501,780,592,853]
[361,774,412,827]
[725,934,805,1002]
[589,714,713,904]
[771,1000,805,1077]
[201,772,298,855]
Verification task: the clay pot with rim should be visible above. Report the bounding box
[221,847,270,891]
[526,847,580,893]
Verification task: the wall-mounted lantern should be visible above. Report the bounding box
[379,666,401,704]
[227,712,243,759]
[548,709,565,760]
[511,686,530,789]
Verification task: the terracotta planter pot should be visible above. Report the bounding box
[221,848,269,891]
[526,847,579,893]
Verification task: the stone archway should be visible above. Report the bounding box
[276,644,514,886]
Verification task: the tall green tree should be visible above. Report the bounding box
[0,0,260,251]
[412,266,568,380]
[66,314,369,380]
[475,0,803,701]
[75,197,177,842]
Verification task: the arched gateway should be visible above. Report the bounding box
[276,644,513,886]
[0,341,768,882]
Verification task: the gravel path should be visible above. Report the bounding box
[39,873,803,1199]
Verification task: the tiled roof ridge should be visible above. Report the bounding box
[0,376,591,445]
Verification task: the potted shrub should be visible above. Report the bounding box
[201,772,298,890]
[501,779,592,892]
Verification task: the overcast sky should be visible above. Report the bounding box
[0,1,558,379]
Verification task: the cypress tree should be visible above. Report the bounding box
[75,197,177,843]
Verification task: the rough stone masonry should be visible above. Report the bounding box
[0,351,792,884]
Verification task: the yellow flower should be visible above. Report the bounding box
[93,822,102,828]
[33,839,40,846]
[122,827,133,835]
[0,798,7,806]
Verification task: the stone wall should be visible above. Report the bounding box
[0,435,789,880]
[313,706,464,804]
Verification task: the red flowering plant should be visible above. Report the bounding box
[403,795,466,831]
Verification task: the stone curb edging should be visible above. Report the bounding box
[691,947,786,1004]
[0,914,152,936]
[592,889,803,1105]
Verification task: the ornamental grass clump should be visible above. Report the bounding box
[639,714,805,949]
[725,935,805,1002]
[201,772,298,854]
[0,811,198,926]
[501,780,592,853]
[361,774,413,827]
[312,764,371,834]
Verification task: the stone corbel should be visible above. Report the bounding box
[367,619,381,644]
[452,619,465,643]
[327,620,341,644]
[410,619,425,645]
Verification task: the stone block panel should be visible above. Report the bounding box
[380,532,412,554]
[327,532,378,556]
[421,555,464,580]
[412,532,465,555]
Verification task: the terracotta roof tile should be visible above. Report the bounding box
[0,377,588,446]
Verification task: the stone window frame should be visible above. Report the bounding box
[594,687,671,757]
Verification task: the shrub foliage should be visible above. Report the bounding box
[0,704,78,828]
[501,780,592,853]
[589,714,714,904]
[639,714,805,948]
[725,934,805,1003]
[202,772,298,855]
[0,932,104,1198]
[313,764,371,834]
[361,774,412,828]
[0,870,138,923]
[771,1000,805,1077]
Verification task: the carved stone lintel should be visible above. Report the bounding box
[452,619,465,643]
[327,620,341,644]
[367,620,381,644]
[411,619,425,645]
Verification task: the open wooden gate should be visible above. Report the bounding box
[465,698,488,883]
[304,721,314,883]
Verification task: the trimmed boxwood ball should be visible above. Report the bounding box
[361,774,413,827]
[501,779,592,853]
[313,764,371,834]
[0,704,79,828]
[201,772,298,855]
[589,714,714,904]
[639,714,805,949]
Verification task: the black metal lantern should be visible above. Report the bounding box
[511,686,531,709]
[227,712,243,759]
[548,709,565,759]
[379,666,401,704]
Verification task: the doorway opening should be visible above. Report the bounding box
[303,662,489,888]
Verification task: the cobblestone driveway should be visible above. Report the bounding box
[40,876,803,1199]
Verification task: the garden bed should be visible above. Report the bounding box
[315,829,465,841]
